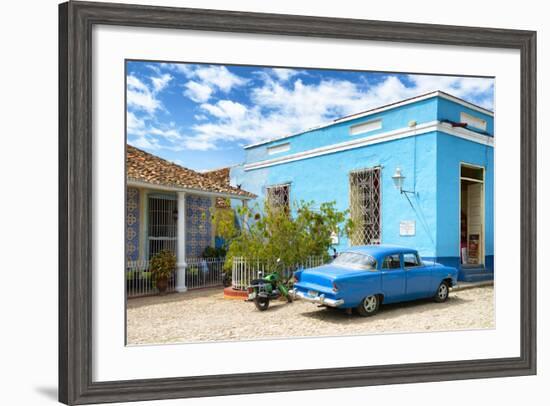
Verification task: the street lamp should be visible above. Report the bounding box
[392,167,414,194]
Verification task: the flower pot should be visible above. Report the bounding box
[156,277,168,295]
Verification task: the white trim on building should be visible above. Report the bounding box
[244,90,494,150]
[349,119,382,136]
[460,111,488,131]
[126,180,253,201]
[267,142,291,155]
[243,121,494,171]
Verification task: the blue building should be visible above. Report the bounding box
[230,91,494,282]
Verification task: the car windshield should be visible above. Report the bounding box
[332,252,377,270]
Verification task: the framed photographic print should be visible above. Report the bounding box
[59,1,537,404]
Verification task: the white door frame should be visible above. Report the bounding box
[458,162,485,267]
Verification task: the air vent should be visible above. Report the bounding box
[349,119,382,136]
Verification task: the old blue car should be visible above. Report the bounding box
[291,245,458,316]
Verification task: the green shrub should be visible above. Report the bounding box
[213,200,353,273]
[202,245,227,258]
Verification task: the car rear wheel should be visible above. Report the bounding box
[434,281,449,303]
[356,295,380,317]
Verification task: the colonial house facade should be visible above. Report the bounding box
[230,91,494,282]
[126,145,255,293]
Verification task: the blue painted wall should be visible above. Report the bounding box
[245,97,439,164]
[233,131,440,258]
[185,194,213,258]
[231,94,494,277]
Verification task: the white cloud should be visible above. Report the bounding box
[127,111,146,136]
[168,64,248,102]
[181,137,218,151]
[127,111,186,152]
[150,73,172,93]
[192,66,247,92]
[149,127,183,142]
[162,62,193,76]
[182,73,493,151]
[271,68,303,82]
[407,75,494,109]
[184,81,213,103]
[129,134,162,151]
[127,75,161,114]
[200,100,247,120]
[127,72,173,114]
[131,63,493,153]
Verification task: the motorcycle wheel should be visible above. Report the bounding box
[254,296,269,311]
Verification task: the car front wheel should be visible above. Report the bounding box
[434,281,449,303]
[356,295,380,317]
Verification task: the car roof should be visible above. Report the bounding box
[342,245,418,260]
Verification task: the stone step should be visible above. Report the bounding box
[459,265,494,282]
[461,272,494,282]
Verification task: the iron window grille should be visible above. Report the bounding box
[147,194,177,259]
[349,167,381,245]
[266,184,290,212]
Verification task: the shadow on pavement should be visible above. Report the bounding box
[298,295,471,324]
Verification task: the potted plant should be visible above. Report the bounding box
[149,250,176,295]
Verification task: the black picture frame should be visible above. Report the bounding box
[59,1,537,404]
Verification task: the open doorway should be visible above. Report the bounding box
[460,164,485,267]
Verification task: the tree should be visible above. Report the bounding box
[212,200,353,273]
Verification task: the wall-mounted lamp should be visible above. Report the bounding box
[392,167,414,195]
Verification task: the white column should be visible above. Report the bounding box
[210,195,217,246]
[175,191,187,292]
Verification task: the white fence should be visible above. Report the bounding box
[126,257,226,298]
[185,257,227,290]
[231,256,326,291]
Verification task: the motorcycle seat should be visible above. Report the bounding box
[250,279,270,285]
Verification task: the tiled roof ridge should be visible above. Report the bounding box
[126,144,255,198]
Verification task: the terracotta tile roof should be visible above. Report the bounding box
[202,168,233,208]
[126,145,255,199]
[202,167,230,185]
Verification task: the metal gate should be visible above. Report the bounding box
[349,167,381,245]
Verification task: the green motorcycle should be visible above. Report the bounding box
[246,259,293,311]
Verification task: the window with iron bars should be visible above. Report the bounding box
[266,184,290,212]
[349,167,381,245]
[147,194,177,259]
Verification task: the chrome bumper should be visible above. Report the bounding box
[291,289,344,307]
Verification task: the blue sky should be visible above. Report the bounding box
[126,61,494,172]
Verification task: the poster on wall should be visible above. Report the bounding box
[468,234,480,264]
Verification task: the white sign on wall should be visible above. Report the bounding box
[400,220,416,236]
